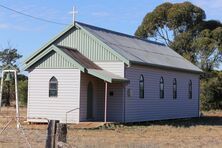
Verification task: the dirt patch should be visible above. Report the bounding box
[0,107,222,148]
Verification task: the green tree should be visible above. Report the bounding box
[135,2,205,46]
[0,46,22,106]
[201,71,222,110]
[135,1,222,71]
[192,28,222,71]
[18,79,28,106]
[0,47,22,68]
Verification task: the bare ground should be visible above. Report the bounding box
[0,107,222,148]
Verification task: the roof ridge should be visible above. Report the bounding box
[76,21,166,46]
[57,45,78,51]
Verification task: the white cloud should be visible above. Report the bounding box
[162,0,222,21]
[164,0,222,9]
[0,22,46,32]
[189,0,222,20]
[191,0,222,9]
[91,11,110,17]
[0,23,9,29]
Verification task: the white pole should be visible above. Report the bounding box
[14,70,20,129]
[0,71,4,111]
[104,82,108,123]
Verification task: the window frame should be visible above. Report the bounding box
[49,76,58,97]
[160,76,164,99]
[139,74,144,99]
[173,78,177,99]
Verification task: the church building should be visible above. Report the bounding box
[24,22,202,123]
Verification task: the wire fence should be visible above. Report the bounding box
[0,115,84,148]
[0,107,82,148]
[0,116,48,148]
[0,107,110,148]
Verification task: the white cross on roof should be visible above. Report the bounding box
[70,6,78,24]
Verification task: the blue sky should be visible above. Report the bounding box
[0,0,222,69]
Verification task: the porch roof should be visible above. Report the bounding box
[58,45,102,70]
[58,45,128,83]
[87,69,128,83]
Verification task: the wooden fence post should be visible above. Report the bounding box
[56,123,67,148]
[56,123,67,142]
[45,120,59,148]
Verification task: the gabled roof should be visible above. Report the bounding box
[24,45,127,83]
[24,45,85,71]
[24,21,202,73]
[77,22,202,73]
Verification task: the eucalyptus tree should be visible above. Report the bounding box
[135,1,222,71]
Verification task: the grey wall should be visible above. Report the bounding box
[124,65,200,122]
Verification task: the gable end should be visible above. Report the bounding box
[30,50,77,69]
[55,26,129,63]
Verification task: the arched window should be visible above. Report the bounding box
[173,78,177,99]
[139,75,144,98]
[49,76,58,97]
[188,80,192,99]
[160,77,164,99]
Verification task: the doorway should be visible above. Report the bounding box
[87,82,93,119]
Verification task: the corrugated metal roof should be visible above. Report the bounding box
[58,45,102,70]
[77,22,202,73]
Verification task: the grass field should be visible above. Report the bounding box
[0,107,222,148]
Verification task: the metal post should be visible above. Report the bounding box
[14,70,20,129]
[0,71,4,111]
[104,82,108,123]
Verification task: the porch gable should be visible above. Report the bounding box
[24,45,127,83]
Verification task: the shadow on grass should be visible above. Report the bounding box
[123,115,222,128]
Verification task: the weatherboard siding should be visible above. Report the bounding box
[27,69,80,123]
[95,62,125,77]
[80,72,124,122]
[107,83,124,122]
[125,65,200,122]
[56,28,121,62]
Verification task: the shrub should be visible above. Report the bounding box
[201,71,222,110]
[18,80,28,106]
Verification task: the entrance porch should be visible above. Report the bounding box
[79,72,126,122]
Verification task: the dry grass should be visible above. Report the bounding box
[0,107,222,148]
[0,107,47,148]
